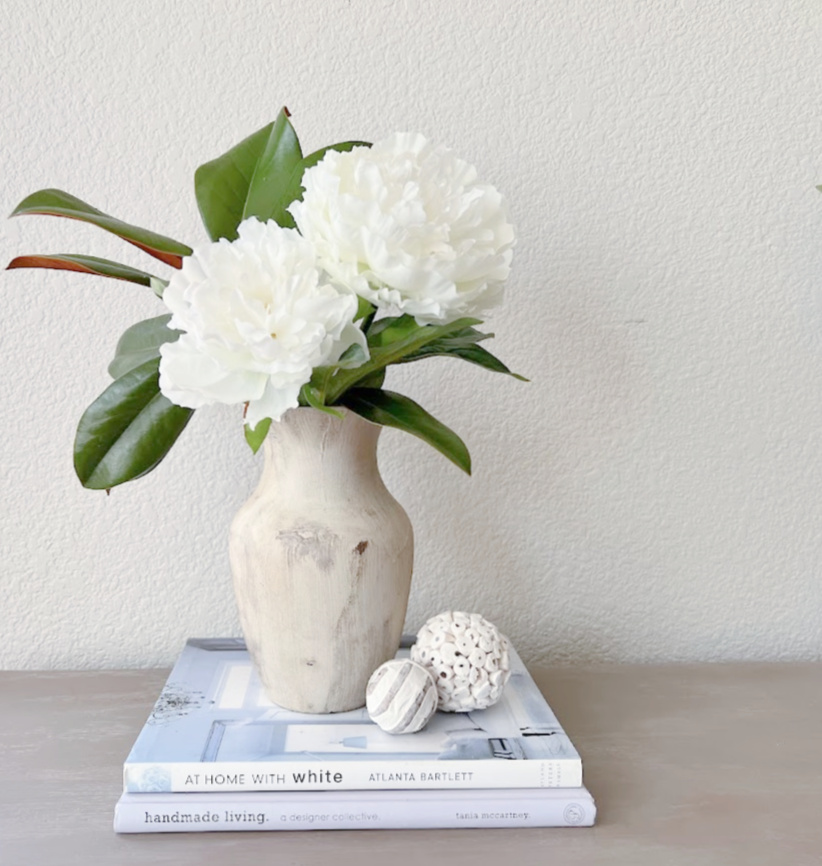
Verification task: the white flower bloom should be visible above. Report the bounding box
[289,133,515,326]
[159,218,367,429]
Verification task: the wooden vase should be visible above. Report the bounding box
[229,407,414,713]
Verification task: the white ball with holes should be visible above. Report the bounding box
[411,612,510,712]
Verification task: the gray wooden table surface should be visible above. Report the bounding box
[1,662,820,866]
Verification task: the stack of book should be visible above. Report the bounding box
[114,637,595,832]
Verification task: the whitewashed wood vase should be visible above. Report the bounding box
[229,407,414,714]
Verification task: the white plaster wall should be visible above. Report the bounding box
[2,0,822,669]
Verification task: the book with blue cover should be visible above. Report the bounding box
[123,637,583,793]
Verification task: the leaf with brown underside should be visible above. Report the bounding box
[9,189,192,268]
[6,254,167,296]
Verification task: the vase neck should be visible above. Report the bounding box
[259,408,383,493]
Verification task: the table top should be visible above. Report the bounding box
[1,661,820,866]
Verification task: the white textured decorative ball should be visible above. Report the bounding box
[366,658,439,734]
[411,612,511,712]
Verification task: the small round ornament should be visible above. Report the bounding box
[366,658,438,734]
[411,611,511,712]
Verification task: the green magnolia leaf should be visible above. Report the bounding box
[273,140,370,229]
[194,113,369,237]
[108,315,182,379]
[366,314,420,346]
[324,317,481,404]
[9,189,192,268]
[401,339,528,380]
[400,325,492,351]
[244,417,272,454]
[298,382,345,418]
[335,341,369,369]
[355,368,387,390]
[194,110,302,241]
[243,113,303,224]
[435,344,528,379]
[301,365,335,405]
[6,254,167,296]
[355,296,376,324]
[74,358,193,489]
[339,388,471,474]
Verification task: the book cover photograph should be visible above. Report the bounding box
[123,638,583,793]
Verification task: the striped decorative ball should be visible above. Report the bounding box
[411,611,511,712]
[366,658,439,734]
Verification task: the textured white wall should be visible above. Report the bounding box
[2,0,822,669]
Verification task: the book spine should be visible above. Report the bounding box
[114,790,596,833]
[123,757,582,793]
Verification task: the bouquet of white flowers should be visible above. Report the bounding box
[8,108,522,490]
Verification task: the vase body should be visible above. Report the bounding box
[229,407,414,713]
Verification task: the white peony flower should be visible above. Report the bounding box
[289,133,515,326]
[158,218,367,429]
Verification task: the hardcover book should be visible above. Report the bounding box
[114,786,596,832]
[123,638,583,793]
